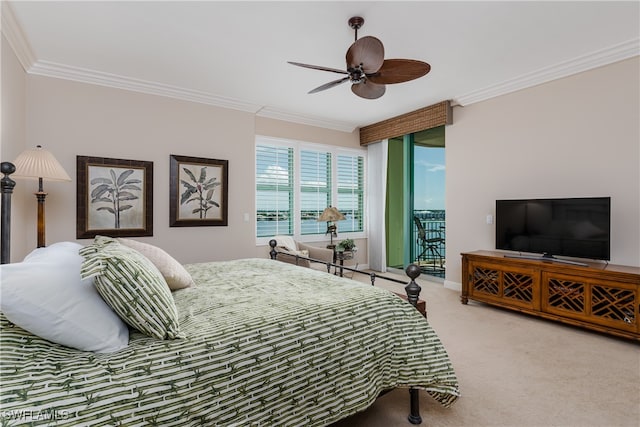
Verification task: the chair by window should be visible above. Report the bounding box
[270,235,334,269]
[413,216,445,272]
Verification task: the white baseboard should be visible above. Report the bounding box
[444,280,462,291]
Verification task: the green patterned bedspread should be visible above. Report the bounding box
[0,258,459,426]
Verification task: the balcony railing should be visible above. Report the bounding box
[413,210,445,277]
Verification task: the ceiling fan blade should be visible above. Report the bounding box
[346,36,384,73]
[309,76,350,94]
[288,62,348,75]
[351,81,386,99]
[367,59,431,84]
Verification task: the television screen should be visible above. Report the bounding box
[495,197,611,261]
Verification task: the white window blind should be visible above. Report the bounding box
[337,154,365,233]
[256,136,366,242]
[256,144,294,237]
[300,149,332,235]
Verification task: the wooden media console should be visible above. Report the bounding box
[461,251,640,341]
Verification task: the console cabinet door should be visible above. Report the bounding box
[542,272,638,333]
[468,261,539,310]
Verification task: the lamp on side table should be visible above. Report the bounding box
[317,206,346,250]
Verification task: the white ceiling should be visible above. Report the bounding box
[4,1,639,132]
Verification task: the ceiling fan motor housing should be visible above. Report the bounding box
[349,65,365,84]
[348,16,365,41]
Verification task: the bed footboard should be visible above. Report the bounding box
[269,239,424,310]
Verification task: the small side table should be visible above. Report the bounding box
[327,244,337,263]
[335,250,354,277]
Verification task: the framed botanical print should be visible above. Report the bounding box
[169,155,228,227]
[76,156,153,238]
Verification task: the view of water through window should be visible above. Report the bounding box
[413,144,446,277]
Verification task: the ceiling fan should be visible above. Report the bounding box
[288,16,431,100]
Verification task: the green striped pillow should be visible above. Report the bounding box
[79,236,183,340]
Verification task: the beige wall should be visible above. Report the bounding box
[6,63,359,263]
[1,34,29,262]
[4,36,638,281]
[445,57,640,288]
[255,116,359,148]
[23,75,250,263]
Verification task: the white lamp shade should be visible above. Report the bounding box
[12,146,71,182]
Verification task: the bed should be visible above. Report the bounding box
[0,162,459,426]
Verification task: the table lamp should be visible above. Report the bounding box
[12,145,71,247]
[317,206,346,246]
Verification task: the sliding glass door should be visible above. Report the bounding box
[386,126,446,278]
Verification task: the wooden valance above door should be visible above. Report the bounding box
[359,100,452,146]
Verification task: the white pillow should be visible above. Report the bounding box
[117,238,194,290]
[0,242,129,353]
[274,235,298,252]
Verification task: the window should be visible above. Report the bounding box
[256,144,294,237]
[337,154,364,233]
[300,149,331,235]
[256,136,366,242]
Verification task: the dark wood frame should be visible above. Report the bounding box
[170,155,228,227]
[76,156,153,239]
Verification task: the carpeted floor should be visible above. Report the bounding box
[329,271,640,427]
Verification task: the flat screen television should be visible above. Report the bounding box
[495,197,611,264]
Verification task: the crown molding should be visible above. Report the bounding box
[454,38,640,106]
[1,1,36,71]
[0,4,356,134]
[4,2,636,131]
[2,2,263,115]
[256,107,357,133]
[28,60,263,113]
[27,60,358,132]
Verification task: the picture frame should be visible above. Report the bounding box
[169,155,228,227]
[76,156,153,239]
